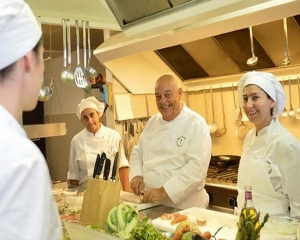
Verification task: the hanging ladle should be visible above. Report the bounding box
[208,86,218,134]
[282,18,292,65]
[281,80,288,118]
[246,26,258,66]
[296,77,300,119]
[288,78,294,118]
[85,21,98,80]
[61,19,74,85]
[39,76,53,102]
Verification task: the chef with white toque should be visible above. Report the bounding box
[67,96,130,192]
[236,71,300,217]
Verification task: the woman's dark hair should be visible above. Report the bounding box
[0,37,43,79]
[266,93,274,116]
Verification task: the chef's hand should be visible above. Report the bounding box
[142,187,168,203]
[130,176,145,195]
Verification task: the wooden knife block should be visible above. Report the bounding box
[80,178,121,229]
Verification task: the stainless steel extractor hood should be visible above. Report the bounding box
[102,0,277,37]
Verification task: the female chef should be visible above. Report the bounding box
[67,96,129,192]
[237,71,300,217]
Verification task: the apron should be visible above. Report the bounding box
[237,120,289,217]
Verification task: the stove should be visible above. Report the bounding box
[205,159,240,214]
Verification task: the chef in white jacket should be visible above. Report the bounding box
[236,71,300,217]
[67,96,130,192]
[0,0,62,239]
[130,74,212,209]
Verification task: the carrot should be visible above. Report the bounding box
[181,224,190,234]
[171,230,183,240]
[202,231,212,239]
[171,212,181,218]
[170,214,188,225]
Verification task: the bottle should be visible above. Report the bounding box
[241,186,260,230]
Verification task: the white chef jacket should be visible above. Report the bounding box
[67,125,129,191]
[130,105,212,209]
[0,105,62,240]
[237,118,300,216]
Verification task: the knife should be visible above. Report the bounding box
[92,154,101,179]
[110,152,118,182]
[103,157,111,180]
[95,152,106,179]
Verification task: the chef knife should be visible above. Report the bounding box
[110,152,118,182]
[92,154,100,179]
[103,157,111,180]
[95,152,106,179]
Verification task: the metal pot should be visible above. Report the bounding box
[210,155,241,168]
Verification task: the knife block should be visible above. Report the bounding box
[80,178,121,229]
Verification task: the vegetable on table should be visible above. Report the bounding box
[105,203,139,239]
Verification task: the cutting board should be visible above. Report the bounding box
[119,191,161,211]
[64,222,119,240]
[152,207,238,238]
[152,207,297,240]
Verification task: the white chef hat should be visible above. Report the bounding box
[76,96,105,120]
[0,0,42,70]
[238,71,286,118]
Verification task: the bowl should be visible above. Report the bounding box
[270,216,298,235]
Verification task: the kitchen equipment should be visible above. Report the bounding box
[64,222,119,240]
[85,21,98,79]
[288,78,294,118]
[235,108,248,139]
[208,86,218,134]
[203,88,209,123]
[92,154,101,179]
[95,152,106,179]
[246,26,258,66]
[39,76,53,102]
[39,25,54,102]
[296,77,300,119]
[210,155,240,169]
[110,152,118,181]
[232,84,240,121]
[74,20,87,88]
[103,158,111,180]
[152,207,239,237]
[281,81,288,118]
[215,85,226,137]
[66,19,75,85]
[61,19,74,85]
[82,20,91,96]
[270,216,298,235]
[282,18,292,66]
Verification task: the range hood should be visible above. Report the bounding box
[95,1,300,94]
[102,0,283,37]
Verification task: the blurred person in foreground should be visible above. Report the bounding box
[67,96,130,192]
[130,74,212,209]
[0,0,62,239]
[236,71,300,217]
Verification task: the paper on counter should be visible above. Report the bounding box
[114,94,134,121]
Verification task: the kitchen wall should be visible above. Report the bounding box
[42,51,300,182]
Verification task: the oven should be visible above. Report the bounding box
[205,155,240,214]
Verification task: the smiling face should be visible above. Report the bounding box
[242,84,275,132]
[81,108,101,134]
[155,75,183,121]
